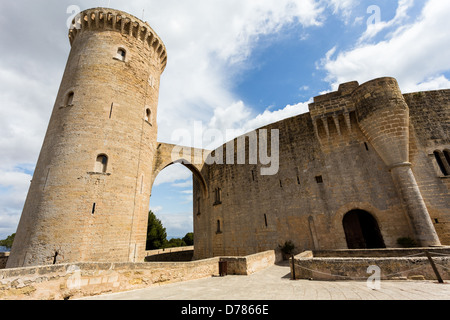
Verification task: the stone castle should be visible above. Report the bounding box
[6,7,449,268]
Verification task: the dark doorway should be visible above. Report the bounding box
[343,210,385,249]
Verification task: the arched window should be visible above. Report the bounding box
[95,154,108,173]
[116,48,126,61]
[434,151,449,176]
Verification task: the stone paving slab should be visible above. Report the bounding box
[80,262,450,301]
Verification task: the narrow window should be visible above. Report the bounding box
[116,48,126,61]
[214,188,222,205]
[95,154,108,173]
[197,197,201,216]
[315,176,323,184]
[65,92,74,107]
[109,103,114,119]
[53,251,59,265]
[279,180,283,188]
[435,219,439,224]
[264,214,268,227]
[364,142,369,151]
[216,220,222,234]
[434,151,449,176]
[92,203,96,215]
[297,176,301,185]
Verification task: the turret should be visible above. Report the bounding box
[352,77,441,247]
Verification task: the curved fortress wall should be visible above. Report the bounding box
[194,78,449,260]
[7,8,167,268]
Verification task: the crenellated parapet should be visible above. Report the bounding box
[68,8,167,71]
[308,81,359,142]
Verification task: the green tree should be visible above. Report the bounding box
[0,233,15,249]
[146,211,167,250]
[182,232,194,246]
[163,238,186,248]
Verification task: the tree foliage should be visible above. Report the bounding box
[0,233,15,249]
[146,211,167,250]
[182,232,194,246]
[146,211,193,250]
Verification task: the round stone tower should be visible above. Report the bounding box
[352,77,441,247]
[7,8,167,268]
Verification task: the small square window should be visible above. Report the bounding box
[115,48,126,62]
[315,176,323,184]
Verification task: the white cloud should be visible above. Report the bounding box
[359,0,414,43]
[150,206,163,213]
[153,164,192,186]
[157,212,193,238]
[321,0,450,93]
[0,170,32,238]
[325,0,358,23]
[242,101,311,134]
[172,180,193,188]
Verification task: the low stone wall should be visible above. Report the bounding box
[221,250,283,275]
[0,253,9,270]
[0,258,220,300]
[0,250,280,300]
[292,249,450,281]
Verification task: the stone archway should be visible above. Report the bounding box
[151,142,209,197]
[343,210,386,249]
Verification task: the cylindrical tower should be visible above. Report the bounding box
[7,8,167,268]
[352,77,441,247]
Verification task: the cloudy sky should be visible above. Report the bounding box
[1,0,449,239]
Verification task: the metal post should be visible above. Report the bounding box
[425,251,444,284]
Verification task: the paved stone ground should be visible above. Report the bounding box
[81,261,450,300]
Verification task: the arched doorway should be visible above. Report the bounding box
[343,210,385,249]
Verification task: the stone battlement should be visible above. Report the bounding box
[69,7,167,71]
